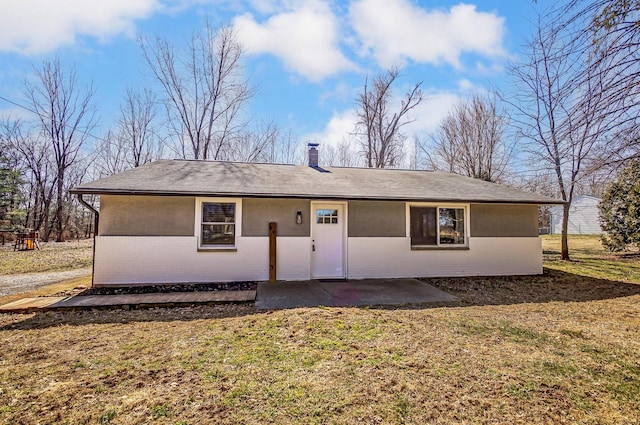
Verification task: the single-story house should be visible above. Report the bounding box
[550,195,602,235]
[71,147,562,286]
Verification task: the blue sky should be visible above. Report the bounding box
[0,0,544,157]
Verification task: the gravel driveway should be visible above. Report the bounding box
[0,268,92,297]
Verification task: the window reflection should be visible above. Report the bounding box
[439,208,465,245]
[316,209,339,224]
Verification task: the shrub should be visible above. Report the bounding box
[599,160,640,251]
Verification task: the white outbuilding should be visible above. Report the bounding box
[550,195,602,235]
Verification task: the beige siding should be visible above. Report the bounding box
[242,198,310,237]
[470,204,538,237]
[348,201,405,237]
[99,195,195,236]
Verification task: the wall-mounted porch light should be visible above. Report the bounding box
[296,211,302,224]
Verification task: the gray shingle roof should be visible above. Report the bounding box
[71,159,563,204]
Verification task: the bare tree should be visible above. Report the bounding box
[355,67,423,168]
[61,157,93,239]
[507,16,613,260]
[574,170,611,198]
[557,0,640,164]
[324,139,362,167]
[229,121,279,163]
[270,129,305,164]
[93,130,130,177]
[93,88,161,178]
[118,87,159,167]
[24,58,96,242]
[1,119,56,238]
[140,24,253,160]
[421,93,512,182]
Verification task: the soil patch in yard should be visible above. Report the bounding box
[84,281,257,295]
[422,268,640,307]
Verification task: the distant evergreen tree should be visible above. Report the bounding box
[0,154,25,230]
[599,160,640,251]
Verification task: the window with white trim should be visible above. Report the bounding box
[410,206,466,247]
[200,202,236,247]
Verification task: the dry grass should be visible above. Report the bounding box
[0,239,93,275]
[0,235,639,424]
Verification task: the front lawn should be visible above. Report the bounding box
[0,235,638,424]
[0,239,93,275]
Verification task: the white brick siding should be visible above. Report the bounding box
[94,235,542,285]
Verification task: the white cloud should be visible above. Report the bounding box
[404,91,460,136]
[349,0,505,68]
[457,79,475,91]
[233,1,355,81]
[0,0,159,55]
[319,81,355,106]
[304,109,358,147]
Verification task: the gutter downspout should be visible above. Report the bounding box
[77,194,99,287]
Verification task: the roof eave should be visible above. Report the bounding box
[69,188,564,205]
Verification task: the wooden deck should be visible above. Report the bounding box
[0,290,256,313]
[0,297,69,313]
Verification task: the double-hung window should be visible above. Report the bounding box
[200,201,236,247]
[410,205,467,248]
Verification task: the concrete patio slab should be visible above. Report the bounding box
[256,278,458,310]
[1,279,456,313]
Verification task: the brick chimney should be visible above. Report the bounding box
[308,143,319,167]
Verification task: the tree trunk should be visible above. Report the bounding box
[561,202,570,260]
[55,175,65,242]
[40,198,51,242]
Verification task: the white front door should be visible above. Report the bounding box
[311,203,345,279]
